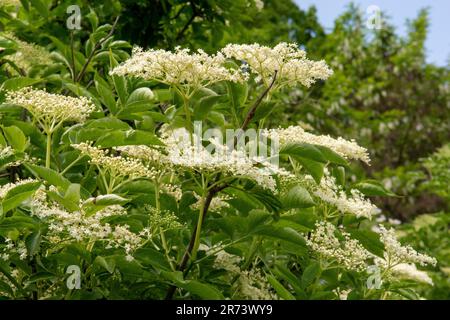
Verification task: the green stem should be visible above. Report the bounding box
[242,236,261,270]
[45,131,52,169]
[174,86,194,144]
[182,95,193,144]
[155,179,175,270]
[191,189,207,261]
[61,155,82,175]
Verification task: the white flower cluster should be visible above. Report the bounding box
[30,192,150,258]
[0,145,14,158]
[222,42,333,88]
[306,222,372,272]
[145,205,182,232]
[162,127,293,191]
[110,47,246,89]
[213,250,276,300]
[263,125,370,164]
[1,33,52,73]
[252,0,264,11]
[377,225,437,267]
[0,238,27,260]
[72,143,158,183]
[161,183,183,202]
[0,269,19,298]
[116,145,167,165]
[0,145,24,168]
[191,193,231,212]
[0,178,38,199]
[391,263,434,285]
[307,171,379,219]
[5,87,95,131]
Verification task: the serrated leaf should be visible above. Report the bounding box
[2,126,27,152]
[26,230,41,256]
[354,180,396,197]
[25,164,71,190]
[281,185,315,209]
[301,262,321,288]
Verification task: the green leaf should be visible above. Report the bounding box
[153,89,172,101]
[159,270,224,299]
[0,216,38,233]
[84,194,129,206]
[2,126,27,152]
[193,94,222,120]
[29,0,49,17]
[267,275,296,300]
[62,183,81,211]
[182,280,224,300]
[315,145,348,166]
[94,256,116,274]
[347,229,385,258]
[273,264,305,297]
[301,262,321,288]
[25,164,71,190]
[1,77,42,90]
[64,83,101,108]
[227,81,248,122]
[134,248,171,271]
[86,117,131,130]
[246,210,272,233]
[0,279,14,296]
[110,51,128,105]
[281,185,315,209]
[95,73,117,114]
[295,157,325,184]
[252,101,277,122]
[1,181,41,213]
[331,166,346,186]
[26,230,42,256]
[27,272,57,284]
[255,225,306,247]
[95,129,162,147]
[0,132,7,147]
[392,288,420,300]
[281,143,326,163]
[127,87,154,104]
[354,180,396,197]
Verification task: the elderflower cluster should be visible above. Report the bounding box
[0,145,24,168]
[116,145,167,165]
[306,222,373,272]
[0,178,38,199]
[191,193,231,212]
[72,143,158,182]
[5,87,95,132]
[145,206,182,232]
[162,127,293,191]
[0,238,27,260]
[222,42,333,88]
[1,33,52,73]
[0,145,14,158]
[263,125,370,164]
[391,263,434,285]
[213,250,276,300]
[30,193,151,258]
[110,47,246,89]
[252,0,264,11]
[306,171,379,219]
[376,225,437,267]
[0,270,18,298]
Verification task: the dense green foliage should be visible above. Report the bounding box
[0,0,448,300]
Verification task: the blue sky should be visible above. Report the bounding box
[294,0,450,66]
